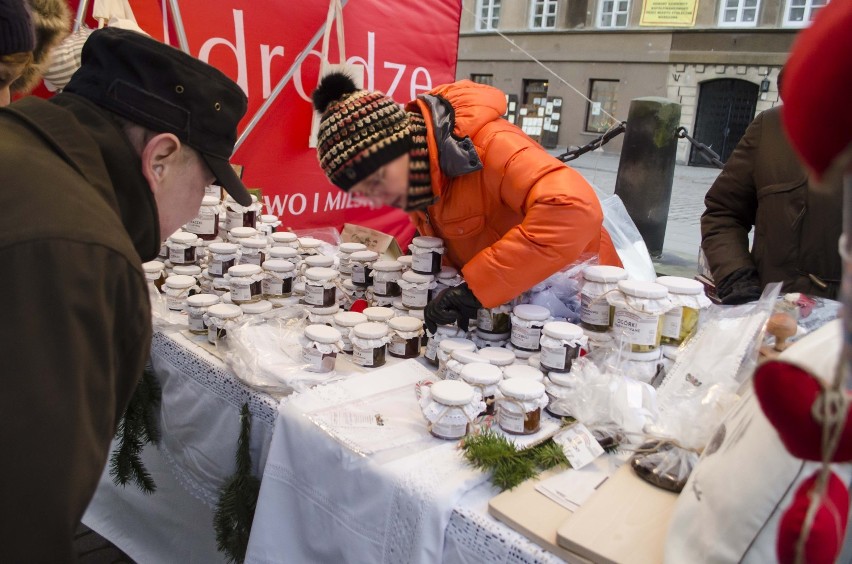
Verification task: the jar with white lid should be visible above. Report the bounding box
[204,183,222,200]
[163,274,199,311]
[420,380,483,440]
[503,364,544,382]
[167,231,199,266]
[477,346,516,368]
[391,300,408,317]
[405,308,429,346]
[210,274,230,296]
[498,379,548,435]
[580,265,628,333]
[307,303,340,325]
[399,270,431,310]
[256,214,281,237]
[270,231,299,248]
[225,194,261,232]
[186,293,220,334]
[301,324,344,373]
[371,294,396,308]
[433,266,463,294]
[544,371,576,418]
[396,255,413,272]
[199,271,214,294]
[332,311,367,353]
[268,246,299,264]
[437,338,477,379]
[409,236,445,275]
[348,250,378,288]
[228,226,258,245]
[240,300,273,321]
[477,302,513,335]
[350,322,390,368]
[207,242,239,278]
[372,260,403,297]
[303,267,339,307]
[387,316,424,359]
[302,254,335,271]
[460,363,502,416]
[340,278,366,306]
[425,325,466,366]
[471,329,510,349]
[539,322,587,373]
[261,259,295,300]
[363,306,395,324]
[510,304,552,352]
[297,237,324,258]
[185,196,221,240]
[445,349,487,381]
[656,276,711,346]
[142,260,166,293]
[238,236,268,267]
[226,264,264,304]
[337,242,368,276]
[172,264,202,282]
[607,280,673,354]
[205,303,243,345]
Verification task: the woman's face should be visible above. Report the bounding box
[349,153,410,209]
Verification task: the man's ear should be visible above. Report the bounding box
[141,133,182,194]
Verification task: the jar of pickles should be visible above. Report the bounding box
[332,311,367,353]
[349,250,379,288]
[350,322,390,368]
[420,380,482,441]
[336,242,368,276]
[656,276,711,347]
[437,337,477,379]
[399,271,431,310]
[167,231,199,266]
[498,379,548,435]
[307,304,340,326]
[270,231,299,248]
[238,236,268,267]
[580,265,628,333]
[163,274,199,311]
[477,303,513,335]
[387,316,424,359]
[226,264,264,305]
[261,259,296,300]
[225,194,261,231]
[186,293,220,334]
[445,349,486,381]
[303,267,339,307]
[460,362,502,417]
[510,304,552,352]
[539,322,586,373]
[205,303,243,345]
[409,236,445,275]
[301,324,343,373]
[186,196,221,240]
[207,242,239,278]
[607,280,672,355]
[372,260,403,297]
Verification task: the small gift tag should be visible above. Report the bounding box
[554,423,604,470]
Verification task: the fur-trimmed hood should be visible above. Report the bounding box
[11,0,70,94]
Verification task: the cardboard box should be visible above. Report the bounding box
[341,223,403,260]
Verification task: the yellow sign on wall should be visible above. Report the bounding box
[640,0,699,27]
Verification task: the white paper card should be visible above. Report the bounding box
[553,423,604,470]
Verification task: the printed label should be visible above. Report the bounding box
[304,283,326,306]
[239,253,262,267]
[374,280,388,295]
[166,295,184,311]
[352,346,374,367]
[662,307,683,339]
[230,285,252,302]
[302,346,325,371]
[510,325,542,349]
[477,309,493,331]
[340,335,353,352]
[351,264,367,284]
[425,338,439,361]
[225,209,244,232]
[168,247,187,264]
[262,279,283,296]
[553,423,604,470]
[186,208,217,235]
[612,308,659,346]
[205,185,222,199]
[540,345,567,370]
[499,408,526,433]
[402,288,427,308]
[580,294,610,326]
[431,419,467,439]
[188,313,206,332]
[389,335,407,356]
[412,253,434,273]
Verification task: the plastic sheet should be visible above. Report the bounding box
[598,194,656,281]
[526,255,597,323]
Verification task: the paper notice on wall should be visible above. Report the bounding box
[591,102,602,116]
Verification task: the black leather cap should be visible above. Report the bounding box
[64,27,251,205]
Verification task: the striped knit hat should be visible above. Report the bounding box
[312,72,411,190]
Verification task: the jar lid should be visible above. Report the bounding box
[308,303,340,315]
[388,315,423,332]
[339,242,367,254]
[208,242,239,254]
[476,329,510,341]
[439,337,477,353]
[268,246,298,259]
[512,304,551,321]
[499,378,546,400]
[230,226,258,239]
[201,196,220,207]
[583,265,628,283]
[221,292,232,303]
[333,311,368,327]
[618,279,668,299]
[547,371,574,387]
[655,276,704,295]
[271,232,298,243]
[363,307,395,322]
[229,264,262,277]
[542,321,584,340]
[437,266,459,279]
[411,236,443,249]
[451,349,484,364]
[402,271,430,283]
[164,274,196,289]
[433,325,461,336]
[241,238,268,249]
[350,250,379,262]
[262,259,296,272]
[142,260,164,273]
[503,364,544,382]
[241,300,273,314]
[397,256,413,266]
[373,260,403,272]
[186,293,220,307]
[173,265,202,276]
[169,231,198,244]
[353,322,389,339]
[430,380,474,406]
[304,255,334,268]
[298,237,323,249]
[305,267,338,281]
[461,362,502,386]
[207,303,242,319]
[305,324,342,344]
[259,214,279,223]
[477,347,516,366]
[342,278,357,291]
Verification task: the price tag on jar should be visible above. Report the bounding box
[553,423,604,470]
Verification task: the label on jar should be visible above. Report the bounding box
[352,346,375,367]
[477,309,493,331]
[188,313,206,332]
[374,280,389,295]
[207,326,225,345]
[165,295,184,311]
[230,285,252,302]
[351,264,368,284]
[499,408,526,434]
[540,345,567,370]
[389,335,407,356]
[239,253,262,267]
[412,252,435,273]
[613,308,659,346]
[425,338,439,361]
[580,293,610,326]
[262,279,283,296]
[169,247,192,264]
[304,283,326,306]
[225,209,245,232]
[431,419,466,440]
[510,325,542,349]
[340,334,353,352]
[186,208,217,235]
[662,306,683,339]
[302,346,326,371]
[209,258,234,277]
[402,288,428,308]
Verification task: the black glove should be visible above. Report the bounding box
[716,266,763,305]
[424,282,482,334]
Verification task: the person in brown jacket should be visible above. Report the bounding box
[0,28,250,561]
[700,74,843,304]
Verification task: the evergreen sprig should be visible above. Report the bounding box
[214,403,260,564]
[109,368,162,494]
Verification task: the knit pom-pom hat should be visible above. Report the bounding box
[312,72,411,190]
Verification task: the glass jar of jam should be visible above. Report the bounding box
[270,231,299,249]
[302,254,335,271]
[163,274,199,311]
[445,349,487,381]
[424,325,465,366]
[332,311,368,353]
[502,364,545,383]
[608,280,672,354]
[350,322,390,368]
[261,259,296,300]
[301,324,343,373]
[303,267,339,307]
[349,250,379,288]
[580,265,628,333]
[539,321,586,373]
[396,255,413,273]
[460,362,502,417]
[498,378,547,435]
[256,214,281,237]
[268,245,300,265]
[432,266,463,296]
[409,236,445,275]
[340,278,366,307]
[476,346,516,370]
[167,231,199,266]
[544,371,576,418]
[337,242,368,277]
[363,306,395,324]
[656,276,711,347]
[142,260,166,293]
[387,316,424,359]
[399,270,431,310]
[238,236,268,267]
[228,226,259,246]
[307,304,340,326]
[186,196,221,240]
[240,299,273,321]
[477,303,513,335]
[225,194,261,232]
[421,380,481,441]
[437,337,478,379]
[205,303,243,345]
[226,264,264,305]
[186,293,220,334]
[372,260,403,297]
[172,264,202,286]
[510,304,552,352]
[207,242,239,278]
[297,237,324,259]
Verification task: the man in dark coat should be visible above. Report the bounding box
[0,28,251,561]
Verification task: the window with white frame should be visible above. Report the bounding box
[598,0,630,28]
[782,0,828,27]
[718,0,760,26]
[475,0,501,31]
[529,0,558,29]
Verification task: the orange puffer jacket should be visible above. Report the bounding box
[407,81,620,308]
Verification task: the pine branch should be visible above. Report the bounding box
[109,368,162,494]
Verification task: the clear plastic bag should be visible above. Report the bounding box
[598,194,656,281]
[527,255,598,322]
[629,440,699,493]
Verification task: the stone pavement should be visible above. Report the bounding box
[551,149,723,278]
